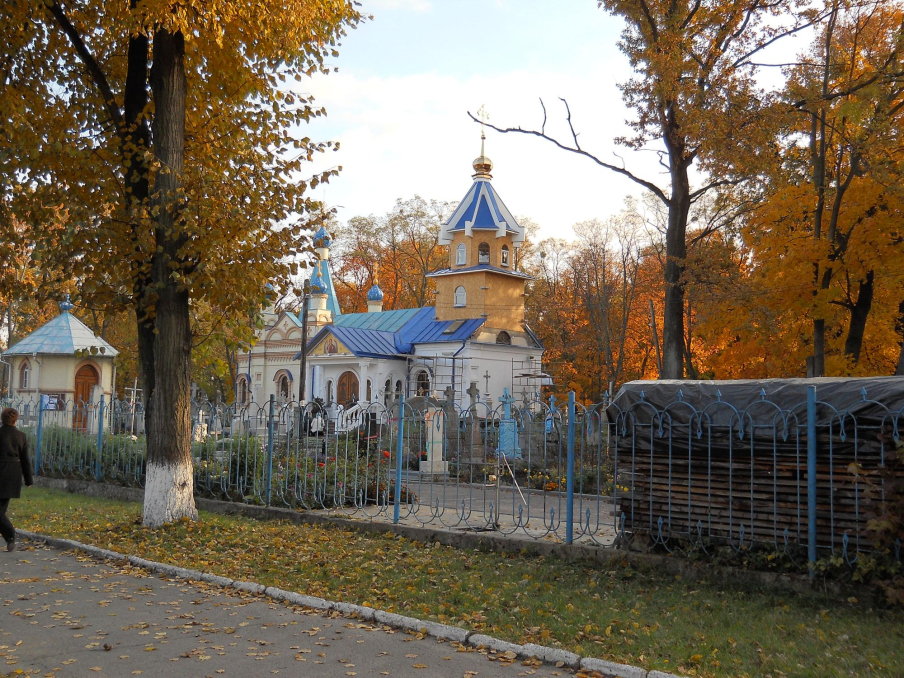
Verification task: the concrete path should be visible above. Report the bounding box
[1,543,570,678]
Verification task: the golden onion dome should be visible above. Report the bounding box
[471,131,493,179]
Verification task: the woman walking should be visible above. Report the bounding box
[0,407,33,552]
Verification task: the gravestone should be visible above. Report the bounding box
[463,381,486,462]
[419,395,448,476]
[497,388,522,459]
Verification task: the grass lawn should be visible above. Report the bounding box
[10,487,904,678]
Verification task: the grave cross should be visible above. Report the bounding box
[483,370,491,397]
[466,381,481,408]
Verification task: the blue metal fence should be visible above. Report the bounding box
[2,384,901,571]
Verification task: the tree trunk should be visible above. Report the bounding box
[842,271,874,365]
[895,298,904,376]
[143,27,197,527]
[661,147,691,380]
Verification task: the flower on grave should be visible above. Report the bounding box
[382,450,390,459]
[318,462,325,467]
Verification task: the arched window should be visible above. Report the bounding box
[454,286,466,307]
[395,380,403,399]
[478,242,490,264]
[237,377,248,405]
[384,378,392,405]
[277,375,290,401]
[416,371,430,396]
[326,380,334,405]
[496,331,512,345]
[456,243,466,265]
[366,379,373,402]
[19,360,29,389]
[501,245,510,267]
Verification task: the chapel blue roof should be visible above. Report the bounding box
[3,303,119,357]
[296,307,485,360]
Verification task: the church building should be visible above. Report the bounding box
[237,135,546,410]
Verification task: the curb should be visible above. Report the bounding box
[15,529,682,678]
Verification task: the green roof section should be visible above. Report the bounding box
[332,308,423,333]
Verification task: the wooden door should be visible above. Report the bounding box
[336,371,359,407]
[73,364,99,431]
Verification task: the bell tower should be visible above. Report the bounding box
[428,128,532,339]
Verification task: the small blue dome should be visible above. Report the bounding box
[312,226,332,249]
[309,265,327,295]
[366,283,384,302]
[59,293,74,313]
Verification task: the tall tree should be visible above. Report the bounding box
[1,2,361,525]
[785,1,904,374]
[478,0,811,378]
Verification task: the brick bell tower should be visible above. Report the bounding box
[427,130,533,343]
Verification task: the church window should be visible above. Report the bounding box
[501,245,510,267]
[456,243,466,265]
[366,379,373,402]
[478,242,490,264]
[238,377,248,405]
[384,378,392,406]
[416,371,430,396]
[454,286,466,307]
[326,380,334,405]
[496,331,512,345]
[19,361,29,389]
[395,380,403,399]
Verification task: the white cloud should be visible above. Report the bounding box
[300,63,669,242]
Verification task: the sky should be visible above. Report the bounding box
[301,0,810,242]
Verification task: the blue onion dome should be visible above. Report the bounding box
[59,293,74,313]
[312,225,332,249]
[366,282,384,302]
[309,264,327,294]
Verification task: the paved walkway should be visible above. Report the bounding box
[1,543,569,678]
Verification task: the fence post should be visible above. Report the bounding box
[266,393,275,507]
[566,391,576,545]
[95,395,105,482]
[34,397,45,474]
[807,385,817,576]
[393,394,405,524]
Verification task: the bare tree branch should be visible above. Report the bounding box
[468,110,669,205]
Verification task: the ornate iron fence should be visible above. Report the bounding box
[2,382,902,572]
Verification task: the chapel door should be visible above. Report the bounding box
[336,371,359,407]
[73,364,99,431]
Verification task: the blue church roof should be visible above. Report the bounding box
[439,179,525,246]
[296,307,485,360]
[3,305,119,357]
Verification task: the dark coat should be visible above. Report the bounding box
[0,424,33,499]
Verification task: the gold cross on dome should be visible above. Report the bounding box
[476,104,490,129]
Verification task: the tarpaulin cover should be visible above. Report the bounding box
[607,377,904,428]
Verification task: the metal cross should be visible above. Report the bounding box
[476,104,489,131]
[483,370,491,396]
